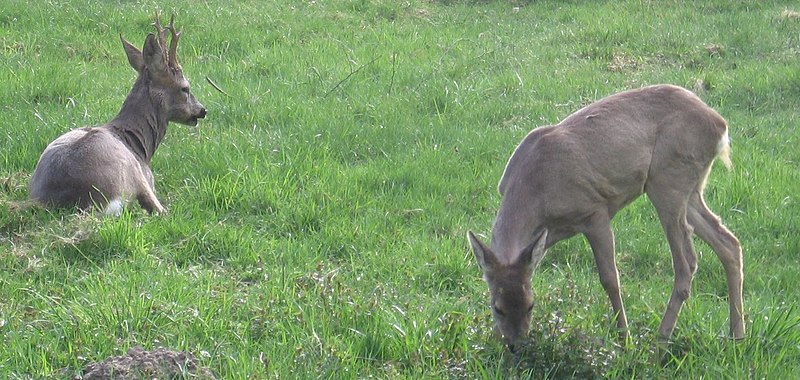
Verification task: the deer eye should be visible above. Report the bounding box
[180,87,190,94]
[493,305,506,317]
[526,304,534,314]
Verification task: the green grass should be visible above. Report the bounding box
[2,0,799,378]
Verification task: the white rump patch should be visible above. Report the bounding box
[104,199,125,217]
[716,130,732,170]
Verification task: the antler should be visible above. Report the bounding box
[165,15,181,69]
[152,12,181,69]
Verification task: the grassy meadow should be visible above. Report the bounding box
[1,0,799,378]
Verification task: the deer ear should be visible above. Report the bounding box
[517,229,549,272]
[142,33,168,74]
[468,231,499,272]
[120,35,144,73]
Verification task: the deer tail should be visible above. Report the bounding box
[717,129,732,170]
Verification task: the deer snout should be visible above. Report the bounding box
[188,105,206,126]
[504,334,524,353]
[182,106,207,127]
[196,107,207,119]
[497,318,529,352]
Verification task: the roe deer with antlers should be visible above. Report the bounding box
[29,14,206,215]
[467,84,744,350]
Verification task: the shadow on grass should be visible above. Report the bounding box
[510,313,617,379]
[494,313,746,378]
[9,206,154,268]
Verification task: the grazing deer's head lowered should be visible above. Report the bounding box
[29,13,206,215]
[468,85,744,351]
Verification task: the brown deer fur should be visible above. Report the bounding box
[468,84,743,350]
[29,15,206,215]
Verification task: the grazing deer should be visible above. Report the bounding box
[29,14,206,215]
[468,84,744,350]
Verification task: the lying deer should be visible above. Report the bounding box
[468,84,744,350]
[29,14,206,215]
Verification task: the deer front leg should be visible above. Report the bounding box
[137,189,165,214]
[136,164,166,214]
[133,176,165,214]
[584,213,629,341]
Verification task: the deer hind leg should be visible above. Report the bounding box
[647,186,697,341]
[584,212,629,340]
[688,190,745,339]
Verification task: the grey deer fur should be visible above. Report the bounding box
[468,84,743,350]
[29,14,206,215]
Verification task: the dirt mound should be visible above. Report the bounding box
[77,347,216,380]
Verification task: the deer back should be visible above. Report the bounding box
[493,85,725,260]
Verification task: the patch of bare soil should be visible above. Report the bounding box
[76,347,217,380]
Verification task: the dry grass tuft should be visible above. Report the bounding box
[704,43,725,57]
[608,53,639,72]
[780,9,800,20]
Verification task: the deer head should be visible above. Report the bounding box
[120,13,206,126]
[468,229,548,350]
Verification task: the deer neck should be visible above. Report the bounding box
[108,76,168,164]
[491,215,535,265]
[491,196,546,264]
